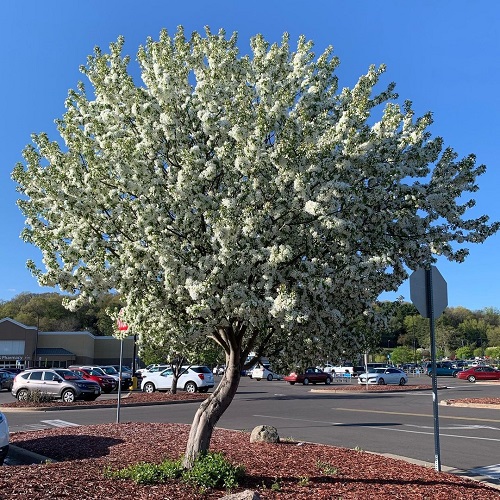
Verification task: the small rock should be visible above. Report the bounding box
[219,490,261,500]
[250,425,280,443]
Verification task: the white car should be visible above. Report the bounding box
[0,411,9,465]
[251,366,282,381]
[141,365,214,393]
[212,365,226,375]
[136,364,170,377]
[358,367,408,386]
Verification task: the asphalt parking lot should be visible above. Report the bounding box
[2,373,500,479]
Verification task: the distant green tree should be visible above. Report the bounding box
[458,318,489,347]
[373,353,389,363]
[389,346,414,365]
[473,347,484,358]
[0,291,121,335]
[138,341,172,366]
[435,323,457,357]
[485,346,500,361]
[486,326,500,348]
[378,301,419,348]
[441,306,473,328]
[480,307,500,327]
[402,315,429,349]
[455,346,473,359]
[4,292,79,331]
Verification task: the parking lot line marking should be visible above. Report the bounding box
[253,414,500,442]
[469,464,500,480]
[405,423,500,431]
[11,424,51,432]
[253,414,343,425]
[332,408,500,423]
[362,425,500,443]
[40,419,80,428]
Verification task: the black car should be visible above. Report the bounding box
[0,371,14,391]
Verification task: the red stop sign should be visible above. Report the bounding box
[117,309,129,331]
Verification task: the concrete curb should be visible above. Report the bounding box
[440,400,500,409]
[377,452,500,490]
[8,444,56,464]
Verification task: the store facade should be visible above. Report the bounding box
[0,317,136,369]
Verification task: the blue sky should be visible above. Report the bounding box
[1,1,499,311]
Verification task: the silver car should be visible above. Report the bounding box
[358,367,408,386]
[11,369,101,403]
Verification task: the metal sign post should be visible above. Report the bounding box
[116,309,129,424]
[425,268,441,472]
[410,266,447,472]
[116,337,124,424]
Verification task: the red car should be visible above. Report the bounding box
[284,367,333,385]
[70,367,117,393]
[457,366,500,383]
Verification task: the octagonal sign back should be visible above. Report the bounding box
[410,266,448,318]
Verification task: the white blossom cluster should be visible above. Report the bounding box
[12,27,498,366]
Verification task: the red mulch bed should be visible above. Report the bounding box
[0,390,207,408]
[4,422,500,499]
[3,388,500,498]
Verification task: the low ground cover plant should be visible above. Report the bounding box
[105,451,245,490]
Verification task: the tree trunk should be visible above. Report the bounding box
[170,355,185,394]
[171,375,178,394]
[182,361,241,468]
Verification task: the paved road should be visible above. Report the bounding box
[2,375,500,483]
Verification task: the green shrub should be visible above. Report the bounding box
[270,478,281,491]
[104,459,183,484]
[104,452,244,489]
[182,452,245,489]
[316,460,338,475]
[26,390,53,403]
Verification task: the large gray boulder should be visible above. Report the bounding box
[249,425,280,444]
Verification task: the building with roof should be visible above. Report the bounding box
[0,317,136,369]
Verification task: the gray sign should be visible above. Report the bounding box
[410,266,448,318]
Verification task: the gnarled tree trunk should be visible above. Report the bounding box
[182,350,241,468]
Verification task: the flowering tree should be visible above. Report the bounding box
[12,27,498,467]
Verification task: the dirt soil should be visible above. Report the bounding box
[2,388,500,499]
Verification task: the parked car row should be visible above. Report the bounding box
[69,367,117,393]
[68,365,133,390]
